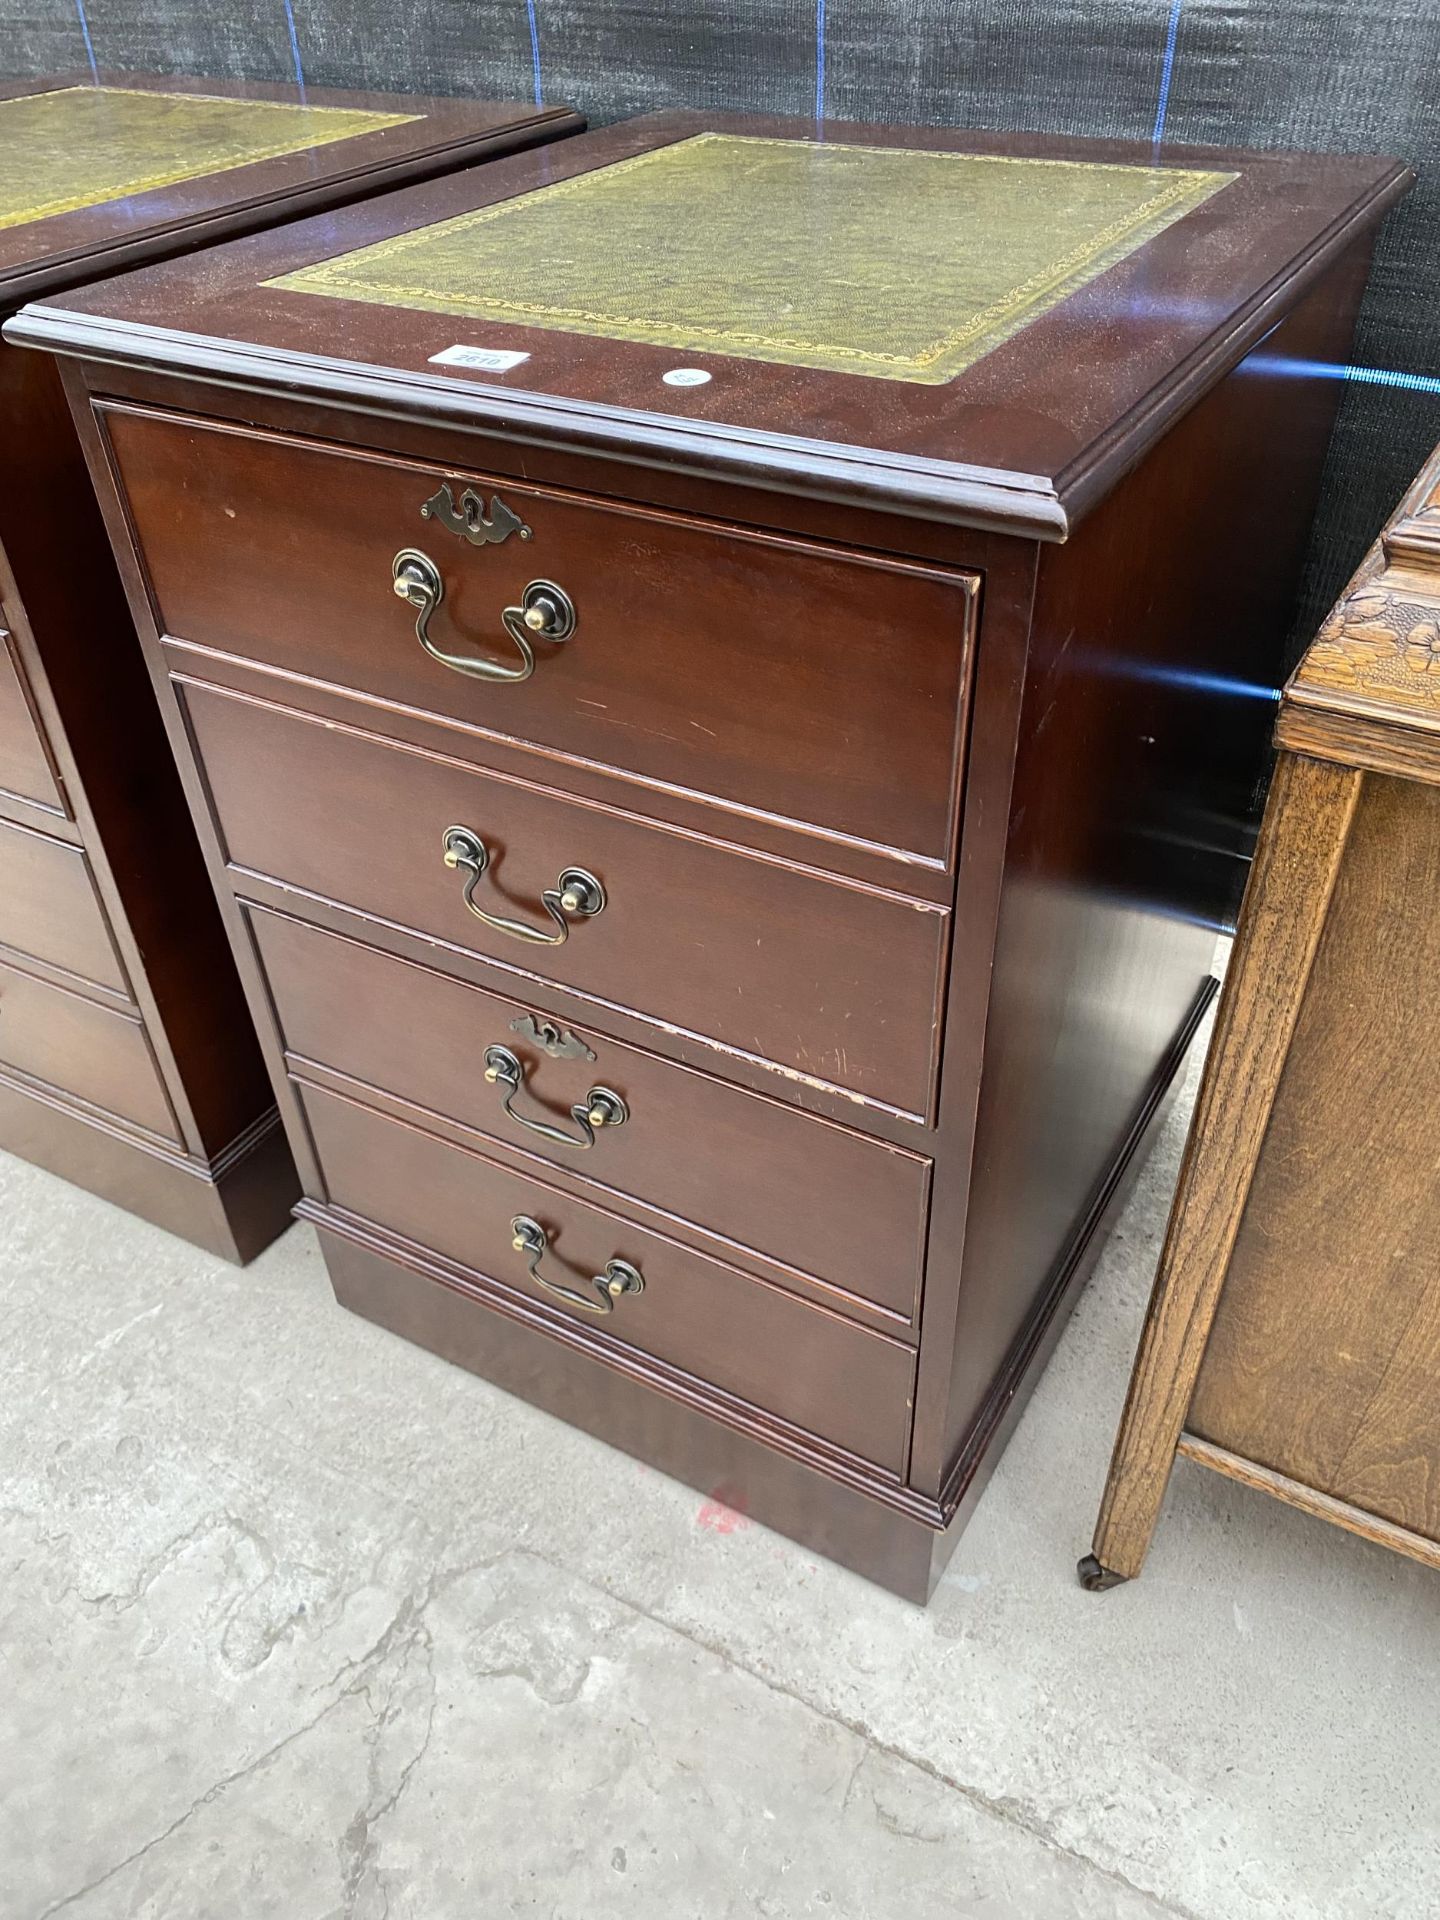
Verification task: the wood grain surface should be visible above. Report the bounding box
[1177,1434,1440,1575]
[1088,753,1362,1581]
[1188,772,1440,1543]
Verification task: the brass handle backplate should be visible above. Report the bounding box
[442,825,604,946]
[509,1215,644,1316]
[483,1045,627,1149]
[392,547,576,684]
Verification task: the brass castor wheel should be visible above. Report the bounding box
[1077,1553,1128,1593]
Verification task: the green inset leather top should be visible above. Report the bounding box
[270,132,1234,385]
[0,86,418,234]
[10,113,1411,531]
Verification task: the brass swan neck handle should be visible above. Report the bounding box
[483,1045,627,1149]
[392,548,576,684]
[509,1215,645,1317]
[441,826,604,947]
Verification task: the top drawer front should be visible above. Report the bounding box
[103,406,975,865]
[0,631,64,814]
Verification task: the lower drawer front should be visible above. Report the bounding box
[183,682,946,1117]
[0,815,127,993]
[250,908,928,1321]
[0,630,63,812]
[298,1080,914,1473]
[0,959,177,1140]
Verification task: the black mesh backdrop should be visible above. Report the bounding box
[2,0,1436,645]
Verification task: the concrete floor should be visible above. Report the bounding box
[4,1025,1437,1919]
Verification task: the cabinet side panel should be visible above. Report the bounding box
[3,340,275,1156]
[926,248,1371,1485]
[1189,772,1440,1543]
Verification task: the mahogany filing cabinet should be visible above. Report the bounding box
[13,115,1408,1595]
[0,73,580,1259]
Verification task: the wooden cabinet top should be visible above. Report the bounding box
[1278,436,1440,780]
[10,110,1409,535]
[0,72,581,306]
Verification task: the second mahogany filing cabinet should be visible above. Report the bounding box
[0,72,579,1258]
[14,114,1408,1594]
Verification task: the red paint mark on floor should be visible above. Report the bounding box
[696,1498,750,1535]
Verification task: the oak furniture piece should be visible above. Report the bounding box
[0,73,580,1259]
[1084,439,1440,1591]
[14,114,1408,1596]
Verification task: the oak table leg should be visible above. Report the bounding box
[1081,753,1363,1589]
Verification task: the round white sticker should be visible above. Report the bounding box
[662,368,713,387]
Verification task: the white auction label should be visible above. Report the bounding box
[662,367,713,387]
[429,345,532,372]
